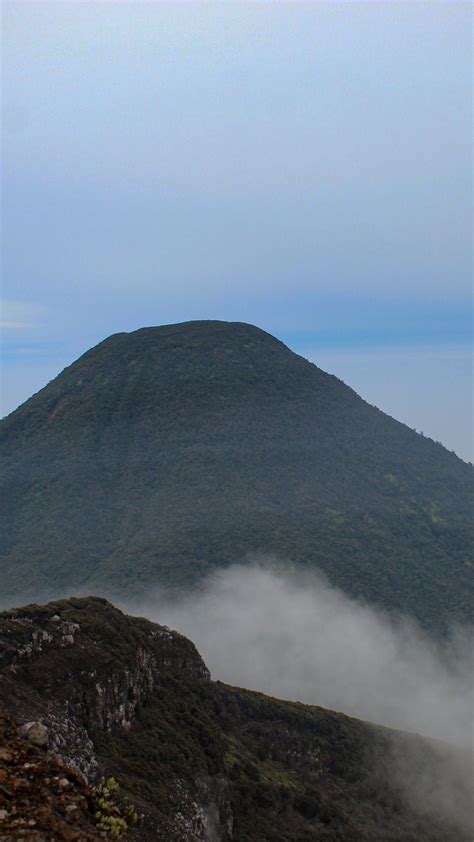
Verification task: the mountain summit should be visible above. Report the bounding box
[1,320,472,629]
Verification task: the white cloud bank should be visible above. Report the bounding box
[134,560,473,749]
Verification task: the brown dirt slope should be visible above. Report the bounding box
[0,710,103,841]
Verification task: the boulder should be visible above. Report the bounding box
[20,721,48,748]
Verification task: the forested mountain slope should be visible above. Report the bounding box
[1,321,472,630]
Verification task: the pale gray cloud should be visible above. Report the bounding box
[137,561,473,749]
[135,560,473,831]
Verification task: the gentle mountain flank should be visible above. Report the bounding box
[1,321,472,630]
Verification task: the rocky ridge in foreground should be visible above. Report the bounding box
[0,596,472,841]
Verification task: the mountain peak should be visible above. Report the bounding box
[1,321,472,630]
[85,319,292,373]
[97,319,288,352]
[120,318,283,339]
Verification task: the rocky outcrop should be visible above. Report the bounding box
[19,721,48,747]
[0,597,471,842]
[0,597,209,781]
[0,710,104,840]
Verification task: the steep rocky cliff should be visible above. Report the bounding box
[0,597,471,841]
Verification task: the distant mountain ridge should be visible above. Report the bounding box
[1,320,472,630]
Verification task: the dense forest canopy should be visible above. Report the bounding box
[1,321,472,631]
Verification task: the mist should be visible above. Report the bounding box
[4,558,472,830]
[131,560,473,749]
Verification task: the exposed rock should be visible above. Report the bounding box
[0,597,209,786]
[20,721,48,748]
[0,596,472,842]
[0,710,103,840]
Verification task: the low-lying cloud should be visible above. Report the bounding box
[134,559,473,749]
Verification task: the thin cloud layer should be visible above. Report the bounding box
[136,560,473,748]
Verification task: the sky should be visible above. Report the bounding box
[2,1,472,460]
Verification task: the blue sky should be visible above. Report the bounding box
[2,1,472,460]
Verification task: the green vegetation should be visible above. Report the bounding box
[1,321,472,631]
[93,777,138,837]
[0,597,471,841]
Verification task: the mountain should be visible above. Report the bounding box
[1,321,472,630]
[0,596,471,841]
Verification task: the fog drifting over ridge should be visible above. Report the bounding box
[133,560,473,748]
